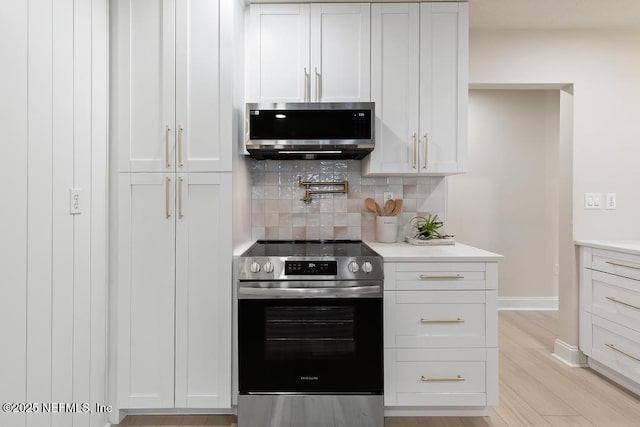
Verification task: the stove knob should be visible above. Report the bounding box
[250,261,261,273]
[263,261,274,273]
[362,261,373,273]
[348,261,360,273]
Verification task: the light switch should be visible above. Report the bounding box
[585,192,602,210]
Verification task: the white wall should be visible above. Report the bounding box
[448,90,560,300]
[469,28,640,345]
[0,1,109,427]
[470,29,640,240]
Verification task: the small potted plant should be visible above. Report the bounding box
[405,213,455,245]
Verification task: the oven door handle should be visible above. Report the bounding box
[238,285,382,299]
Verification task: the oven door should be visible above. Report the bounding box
[238,287,382,394]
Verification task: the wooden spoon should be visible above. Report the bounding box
[365,198,381,216]
[390,199,403,216]
[384,199,395,216]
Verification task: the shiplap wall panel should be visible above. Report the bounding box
[0,1,28,427]
[0,1,108,426]
[90,0,109,424]
[26,0,54,425]
[51,0,76,426]
[73,0,94,425]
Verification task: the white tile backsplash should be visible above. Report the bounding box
[250,160,446,241]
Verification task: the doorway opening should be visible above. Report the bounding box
[447,84,574,330]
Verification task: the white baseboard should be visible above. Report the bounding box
[384,406,490,417]
[588,359,640,396]
[498,296,559,311]
[553,339,588,367]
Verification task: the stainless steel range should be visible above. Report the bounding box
[237,240,384,427]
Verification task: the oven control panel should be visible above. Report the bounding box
[285,260,338,276]
[238,257,383,281]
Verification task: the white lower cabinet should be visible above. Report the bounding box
[385,348,496,407]
[579,244,640,394]
[383,261,498,413]
[117,172,232,409]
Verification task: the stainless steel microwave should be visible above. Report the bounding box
[245,102,374,160]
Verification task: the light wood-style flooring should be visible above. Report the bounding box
[120,311,640,427]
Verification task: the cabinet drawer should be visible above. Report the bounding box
[591,316,640,385]
[591,271,640,333]
[592,249,640,281]
[385,291,487,348]
[394,263,486,291]
[385,348,489,407]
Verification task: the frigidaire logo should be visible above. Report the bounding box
[300,376,319,381]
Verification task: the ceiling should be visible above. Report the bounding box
[469,0,640,30]
[248,0,640,31]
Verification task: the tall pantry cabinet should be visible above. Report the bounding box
[110,0,232,413]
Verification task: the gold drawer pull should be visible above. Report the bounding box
[605,343,640,362]
[419,274,464,280]
[421,375,465,382]
[165,176,171,219]
[420,318,464,324]
[178,125,184,167]
[606,296,640,311]
[412,133,417,170]
[606,261,640,271]
[165,125,172,168]
[178,176,184,219]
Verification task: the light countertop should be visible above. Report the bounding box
[575,240,640,256]
[365,241,503,262]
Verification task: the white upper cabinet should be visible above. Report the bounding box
[420,3,468,174]
[310,4,370,102]
[366,3,420,174]
[363,2,468,176]
[247,4,310,102]
[113,0,229,173]
[246,3,370,103]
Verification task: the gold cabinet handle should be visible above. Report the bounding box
[606,296,640,311]
[165,125,172,168]
[178,176,184,219]
[315,67,320,102]
[178,125,184,168]
[412,133,417,169]
[423,133,428,170]
[421,375,465,382]
[605,343,640,362]
[420,318,464,324]
[606,261,640,271]
[165,176,171,219]
[419,274,464,280]
[304,68,309,102]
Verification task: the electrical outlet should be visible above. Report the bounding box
[585,192,602,210]
[70,188,82,215]
[383,192,394,203]
[606,193,617,210]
